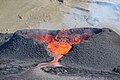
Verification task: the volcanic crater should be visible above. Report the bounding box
[0,28,120,80]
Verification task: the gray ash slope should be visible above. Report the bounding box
[0,33,51,61]
[0,32,52,76]
[60,28,120,72]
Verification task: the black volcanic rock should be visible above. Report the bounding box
[113,66,120,74]
[41,66,120,79]
[0,33,51,61]
[58,0,63,3]
[0,33,13,46]
[0,32,52,76]
[60,28,120,72]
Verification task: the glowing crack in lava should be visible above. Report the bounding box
[33,29,90,65]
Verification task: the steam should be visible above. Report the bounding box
[87,0,120,34]
[62,0,120,34]
[88,1,120,25]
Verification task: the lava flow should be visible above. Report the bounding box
[33,29,90,64]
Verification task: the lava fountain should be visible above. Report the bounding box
[33,28,91,66]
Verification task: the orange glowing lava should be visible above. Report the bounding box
[33,29,89,64]
[48,40,72,55]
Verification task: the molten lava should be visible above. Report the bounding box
[33,29,90,64]
[48,39,72,55]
